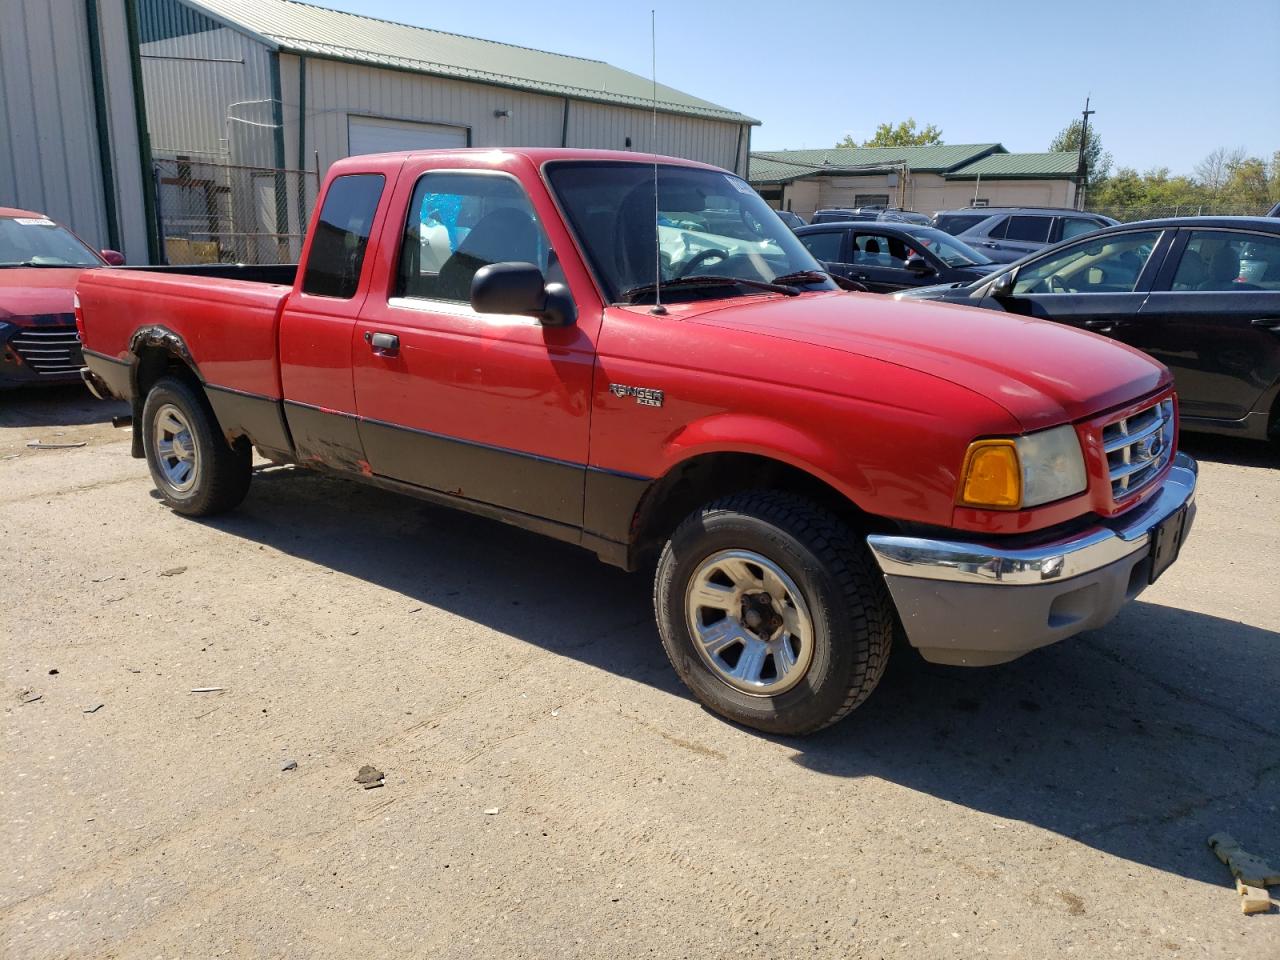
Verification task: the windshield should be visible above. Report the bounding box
[0,216,102,267]
[896,225,992,266]
[546,162,833,303]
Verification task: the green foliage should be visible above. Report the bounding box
[1089,148,1280,214]
[1049,119,1112,187]
[838,119,942,148]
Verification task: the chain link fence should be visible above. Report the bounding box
[1084,202,1275,223]
[153,158,318,265]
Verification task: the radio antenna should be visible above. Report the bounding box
[649,9,666,315]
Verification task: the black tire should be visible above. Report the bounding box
[141,375,251,517]
[653,491,893,735]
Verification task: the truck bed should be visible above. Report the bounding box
[77,266,293,400]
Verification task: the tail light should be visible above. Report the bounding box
[74,292,85,340]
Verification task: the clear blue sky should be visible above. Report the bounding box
[319,0,1278,176]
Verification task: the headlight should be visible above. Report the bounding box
[959,424,1087,510]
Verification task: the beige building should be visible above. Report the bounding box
[750,145,1079,220]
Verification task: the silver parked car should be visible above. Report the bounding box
[932,207,1117,263]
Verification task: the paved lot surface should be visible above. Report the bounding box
[2,386,1278,959]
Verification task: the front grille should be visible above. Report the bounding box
[1102,398,1175,502]
[9,325,84,376]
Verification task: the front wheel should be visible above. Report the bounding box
[142,376,251,516]
[653,491,894,735]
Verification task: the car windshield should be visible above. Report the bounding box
[0,216,102,267]
[896,225,992,266]
[546,162,833,303]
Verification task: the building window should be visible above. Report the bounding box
[855,194,890,207]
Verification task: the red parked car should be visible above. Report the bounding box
[76,149,1197,734]
[0,207,123,389]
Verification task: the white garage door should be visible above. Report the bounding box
[347,116,468,157]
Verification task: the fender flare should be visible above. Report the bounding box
[125,325,203,457]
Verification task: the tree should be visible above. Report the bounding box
[1049,119,1112,188]
[1194,146,1247,194]
[837,119,942,149]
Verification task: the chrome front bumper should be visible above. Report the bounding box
[866,453,1197,666]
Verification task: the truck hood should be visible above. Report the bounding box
[684,291,1169,430]
[0,267,88,324]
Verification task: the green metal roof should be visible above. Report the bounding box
[748,144,1001,183]
[185,0,757,124]
[946,151,1079,180]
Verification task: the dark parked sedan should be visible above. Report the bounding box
[894,216,1280,440]
[795,221,998,293]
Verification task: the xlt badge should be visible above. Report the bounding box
[609,383,665,407]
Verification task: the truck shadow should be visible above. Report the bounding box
[0,384,128,427]
[212,465,1278,888]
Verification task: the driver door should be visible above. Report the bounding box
[352,165,599,527]
[981,229,1173,339]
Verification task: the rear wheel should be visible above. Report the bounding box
[653,491,893,735]
[142,376,251,516]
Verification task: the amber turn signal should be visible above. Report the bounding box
[958,440,1022,509]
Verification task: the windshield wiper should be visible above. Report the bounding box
[772,270,833,286]
[621,274,801,303]
[0,261,81,268]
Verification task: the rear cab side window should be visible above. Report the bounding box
[301,174,386,298]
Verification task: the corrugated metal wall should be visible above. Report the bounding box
[281,55,748,178]
[137,0,278,167]
[1,0,108,243]
[94,0,151,262]
[0,0,149,261]
[566,101,744,174]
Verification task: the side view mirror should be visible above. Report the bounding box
[905,255,934,275]
[100,249,125,266]
[987,271,1015,298]
[471,262,576,328]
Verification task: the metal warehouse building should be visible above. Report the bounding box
[1,0,757,265]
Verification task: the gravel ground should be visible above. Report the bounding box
[2,385,1278,959]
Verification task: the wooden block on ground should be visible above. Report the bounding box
[1238,883,1272,915]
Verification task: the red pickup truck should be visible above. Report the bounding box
[77,148,1197,734]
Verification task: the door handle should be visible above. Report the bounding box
[1083,320,1116,333]
[364,331,400,355]
[1251,317,1280,334]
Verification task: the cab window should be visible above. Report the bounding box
[1012,230,1162,295]
[301,174,385,299]
[396,172,560,302]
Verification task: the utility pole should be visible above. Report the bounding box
[1076,96,1095,210]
